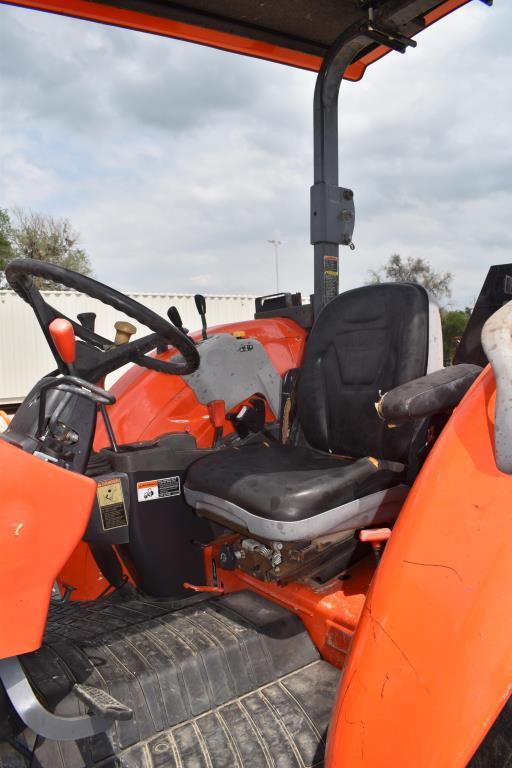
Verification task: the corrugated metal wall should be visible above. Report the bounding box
[0,290,256,404]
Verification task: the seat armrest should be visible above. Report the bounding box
[376,364,483,423]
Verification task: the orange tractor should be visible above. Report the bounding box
[0,1,507,766]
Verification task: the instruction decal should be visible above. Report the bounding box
[323,255,339,302]
[96,478,128,531]
[137,476,181,502]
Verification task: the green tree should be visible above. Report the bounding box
[9,208,93,288]
[368,253,452,303]
[0,209,15,286]
[441,308,470,365]
[368,254,473,365]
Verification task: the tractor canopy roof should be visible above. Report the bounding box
[3,0,470,80]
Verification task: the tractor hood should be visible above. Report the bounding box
[1,0,471,80]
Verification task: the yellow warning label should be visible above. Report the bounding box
[96,478,127,531]
[97,479,124,508]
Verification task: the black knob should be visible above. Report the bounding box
[194,294,206,316]
[77,312,96,333]
[167,305,190,336]
[167,306,183,329]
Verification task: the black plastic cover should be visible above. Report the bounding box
[455,264,512,367]
[98,433,217,597]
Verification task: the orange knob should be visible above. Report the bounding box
[49,318,76,365]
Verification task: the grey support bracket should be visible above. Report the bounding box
[0,656,118,741]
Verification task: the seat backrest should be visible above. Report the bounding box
[297,283,430,462]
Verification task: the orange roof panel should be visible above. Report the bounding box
[0,0,472,80]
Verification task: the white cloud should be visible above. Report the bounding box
[0,0,510,307]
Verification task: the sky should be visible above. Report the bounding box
[0,1,510,308]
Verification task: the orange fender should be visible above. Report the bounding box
[0,441,96,658]
[327,366,512,767]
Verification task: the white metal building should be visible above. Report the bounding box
[0,290,256,405]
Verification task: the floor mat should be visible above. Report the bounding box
[0,590,340,767]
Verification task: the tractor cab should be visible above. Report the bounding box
[0,2,509,767]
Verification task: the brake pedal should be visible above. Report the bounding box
[73,684,133,721]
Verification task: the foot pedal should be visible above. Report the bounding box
[73,684,133,721]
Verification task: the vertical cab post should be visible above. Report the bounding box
[311,22,369,315]
[311,2,423,315]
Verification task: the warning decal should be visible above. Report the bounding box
[96,478,128,531]
[323,255,339,302]
[137,476,181,502]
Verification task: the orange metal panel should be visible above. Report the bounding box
[0,0,471,81]
[93,318,307,450]
[203,536,376,669]
[0,440,95,657]
[327,366,512,767]
[58,540,135,601]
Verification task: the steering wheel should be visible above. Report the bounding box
[5,259,200,381]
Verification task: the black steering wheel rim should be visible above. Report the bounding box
[5,258,200,378]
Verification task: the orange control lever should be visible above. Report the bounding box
[207,399,225,429]
[183,582,224,594]
[48,318,76,365]
[359,527,392,543]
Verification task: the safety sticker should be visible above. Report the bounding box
[137,476,181,502]
[96,478,128,531]
[324,255,339,302]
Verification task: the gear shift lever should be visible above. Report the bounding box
[167,305,189,335]
[49,318,77,374]
[194,294,207,341]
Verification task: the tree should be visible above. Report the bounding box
[441,308,471,365]
[0,209,14,284]
[368,254,472,365]
[10,208,93,289]
[368,254,452,303]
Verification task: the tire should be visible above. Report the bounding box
[468,697,512,767]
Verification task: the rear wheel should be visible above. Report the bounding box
[469,697,512,767]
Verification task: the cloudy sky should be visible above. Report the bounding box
[0,1,509,307]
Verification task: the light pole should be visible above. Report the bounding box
[267,239,281,293]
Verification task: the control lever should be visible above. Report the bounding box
[194,294,208,340]
[168,305,189,335]
[114,320,137,345]
[49,318,77,374]
[227,397,266,439]
[77,312,96,333]
[207,399,225,448]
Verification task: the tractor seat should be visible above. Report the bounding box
[185,283,437,542]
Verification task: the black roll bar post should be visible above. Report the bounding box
[311,0,428,315]
[311,22,373,316]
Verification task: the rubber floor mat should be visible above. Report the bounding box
[0,590,340,767]
[103,660,338,768]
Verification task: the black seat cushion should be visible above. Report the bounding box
[297,282,429,462]
[186,441,402,523]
